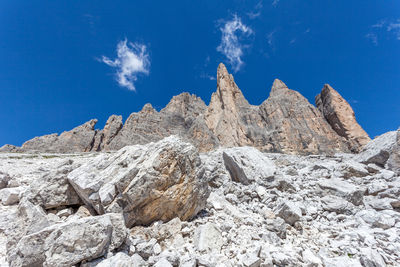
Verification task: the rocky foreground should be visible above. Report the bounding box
[0,128,399,267]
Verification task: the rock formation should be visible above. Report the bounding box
[1,63,370,154]
[68,136,209,227]
[316,84,371,152]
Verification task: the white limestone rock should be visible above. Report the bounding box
[222,147,276,185]
[356,131,397,166]
[68,136,210,227]
[194,222,223,252]
[97,252,134,267]
[274,201,302,226]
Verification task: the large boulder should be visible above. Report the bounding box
[355,131,397,166]
[7,213,128,267]
[68,136,209,227]
[24,159,82,209]
[222,147,276,185]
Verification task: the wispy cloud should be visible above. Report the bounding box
[367,18,400,45]
[247,1,263,19]
[217,15,253,72]
[272,0,280,7]
[365,33,378,46]
[387,20,400,40]
[266,30,276,50]
[101,39,150,91]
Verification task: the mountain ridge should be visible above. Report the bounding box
[0,63,370,154]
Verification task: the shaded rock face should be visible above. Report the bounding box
[8,63,369,155]
[316,84,370,152]
[258,80,350,154]
[21,119,98,153]
[68,136,210,227]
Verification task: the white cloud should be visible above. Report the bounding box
[266,30,276,50]
[367,19,400,45]
[387,20,400,40]
[366,33,378,45]
[272,0,280,7]
[101,39,150,91]
[217,15,253,72]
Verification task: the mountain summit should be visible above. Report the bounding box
[1,63,370,154]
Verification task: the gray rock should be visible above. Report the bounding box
[356,131,397,166]
[24,159,82,209]
[0,187,23,205]
[68,136,209,227]
[318,178,364,205]
[357,209,395,229]
[0,171,11,189]
[222,147,276,185]
[194,222,223,252]
[359,248,386,267]
[387,129,400,175]
[274,201,302,226]
[97,252,134,267]
[22,119,98,153]
[154,258,173,267]
[7,213,128,267]
[321,195,353,214]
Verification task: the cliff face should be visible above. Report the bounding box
[3,63,370,154]
[316,84,370,152]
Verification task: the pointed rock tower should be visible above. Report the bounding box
[316,84,370,152]
[205,63,254,147]
[258,79,350,154]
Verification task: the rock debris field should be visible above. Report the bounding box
[0,128,399,267]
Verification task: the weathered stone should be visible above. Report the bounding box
[318,178,364,206]
[7,213,128,267]
[387,129,400,175]
[0,172,11,189]
[356,131,397,166]
[222,147,276,185]
[24,159,82,209]
[357,209,395,229]
[315,84,370,152]
[194,222,223,252]
[359,248,386,267]
[0,187,23,205]
[68,136,209,227]
[96,252,134,267]
[321,195,353,214]
[274,201,301,226]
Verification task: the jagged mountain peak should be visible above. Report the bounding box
[1,63,371,154]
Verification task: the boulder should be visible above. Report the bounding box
[318,178,364,206]
[359,248,386,267]
[321,195,353,214]
[68,136,209,227]
[96,252,134,267]
[7,213,128,267]
[355,131,397,166]
[24,159,82,209]
[194,222,223,252]
[0,187,24,205]
[0,171,11,189]
[222,147,276,185]
[274,201,302,226]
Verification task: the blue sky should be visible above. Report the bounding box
[0,0,399,146]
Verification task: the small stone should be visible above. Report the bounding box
[274,201,302,226]
[359,248,386,267]
[194,222,223,252]
[0,187,23,205]
[154,258,173,267]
